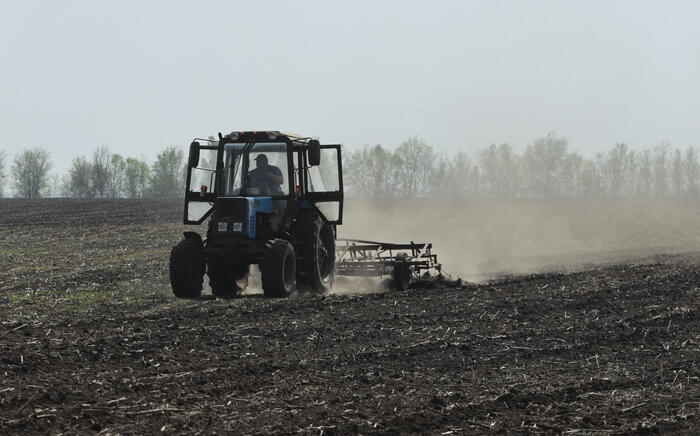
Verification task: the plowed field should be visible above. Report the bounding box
[1,199,698,434]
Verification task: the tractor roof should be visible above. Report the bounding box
[221,130,314,143]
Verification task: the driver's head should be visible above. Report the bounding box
[255,154,268,169]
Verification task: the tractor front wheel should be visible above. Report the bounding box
[170,239,205,298]
[261,239,296,298]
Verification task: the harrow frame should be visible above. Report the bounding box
[335,238,442,280]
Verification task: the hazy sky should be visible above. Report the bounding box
[1,0,699,174]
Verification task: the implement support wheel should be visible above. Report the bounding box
[393,261,412,291]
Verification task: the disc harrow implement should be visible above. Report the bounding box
[335,238,442,290]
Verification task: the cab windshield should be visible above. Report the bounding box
[223,142,291,196]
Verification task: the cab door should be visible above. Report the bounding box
[305,144,344,224]
[184,140,219,225]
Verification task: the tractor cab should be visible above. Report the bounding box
[184,131,342,226]
[170,131,343,299]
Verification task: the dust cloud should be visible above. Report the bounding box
[329,276,392,295]
[338,198,700,282]
[243,268,392,295]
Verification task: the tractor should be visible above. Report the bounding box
[169,131,343,298]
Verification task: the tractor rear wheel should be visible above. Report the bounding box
[208,258,247,298]
[261,239,296,298]
[170,239,205,298]
[296,210,335,293]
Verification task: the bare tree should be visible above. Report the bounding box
[447,152,477,198]
[604,143,631,198]
[477,143,518,196]
[346,137,700,199]
[72,135,686,201]
[372,145,403,198]
[43,173,62,198]
[635,149,653,197]
[343,146,374,197]
[395,136,434,198]
[625,150,638,197]
[577,158,604,197]
[521,132,569,197]
[427,154,451,197]
[498,143,519,196]
[12,147,52,198]
[124,157,150,198]
[652,142,670,197]
[560,153,584,197]
[107,154,126,198]
[0,150,6,198]
[684,146,699,196]
[671,148,683,196]
[91,146,112,198]
[67,156,94,198]
[148,147,185,198]
[477,144,500,197]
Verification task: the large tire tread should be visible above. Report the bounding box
[170,239,205,298]
[208,259,247,298]
[261,239,296,298]
[295,210,335,293]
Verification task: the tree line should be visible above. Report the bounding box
[0,146,185,199]
[345,133,700,198]
[1,132,699,199]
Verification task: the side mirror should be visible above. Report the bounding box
[308,140,321,166]
[188,141,200,168]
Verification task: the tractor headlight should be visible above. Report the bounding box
[233,222,243,232]
[217,222,228,232]
[267,131,279,140]
[227,131,239,140]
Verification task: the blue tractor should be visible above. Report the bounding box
[169,131,343,298]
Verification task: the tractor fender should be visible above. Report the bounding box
[183,231,203,244]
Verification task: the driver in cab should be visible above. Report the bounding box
[246,154,284,194]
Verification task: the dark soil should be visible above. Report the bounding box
[0,199,698,434]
